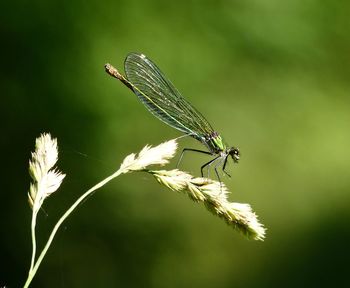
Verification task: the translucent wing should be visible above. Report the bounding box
[124,53,215,141]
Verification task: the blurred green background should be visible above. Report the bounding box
[2,0,350,287]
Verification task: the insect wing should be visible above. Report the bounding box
[124,53,214,140]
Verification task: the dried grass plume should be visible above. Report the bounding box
[119,139,178,173]
[148,169,266,241]
[28,133,66,213]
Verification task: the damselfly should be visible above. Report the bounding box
[105,53,240,181]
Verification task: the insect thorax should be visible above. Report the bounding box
[204,131,226,154]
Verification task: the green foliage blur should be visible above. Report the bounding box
[2,0,350,287]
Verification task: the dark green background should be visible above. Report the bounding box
[2,0,350,287]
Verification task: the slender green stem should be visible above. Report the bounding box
[23,169,123,288]
[29,211,37,273]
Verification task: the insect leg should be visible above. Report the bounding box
[222,155,231,178]
[214,157,226,183]
[200,155,221,178]
[176,148,212,168]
